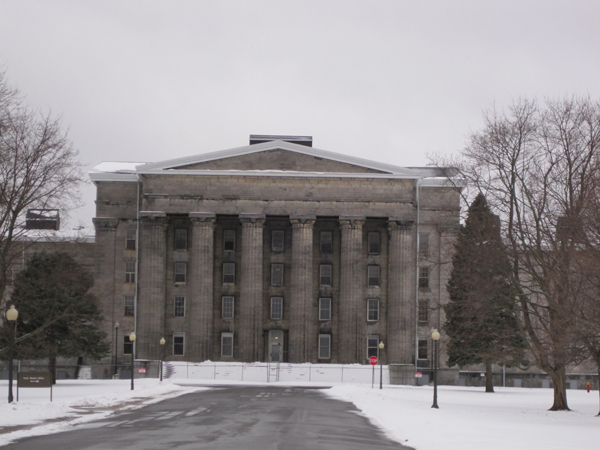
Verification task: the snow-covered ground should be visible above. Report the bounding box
[0,379,598,449]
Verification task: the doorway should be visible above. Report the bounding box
[269,330,284,362]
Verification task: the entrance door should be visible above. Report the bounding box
[269,330,284,362]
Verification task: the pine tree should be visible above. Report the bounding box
[5,251,109,382]
[445,194,527,392]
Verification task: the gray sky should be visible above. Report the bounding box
[1,0,599,231]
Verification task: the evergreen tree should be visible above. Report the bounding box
[5,251,109,382]
[445,194,527,392]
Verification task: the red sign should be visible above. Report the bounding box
[415,372,423,378]
[369,356,378,365]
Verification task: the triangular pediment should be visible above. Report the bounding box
[137,140,412,175]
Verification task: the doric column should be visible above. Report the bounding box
[239,214,265,362]
[387,219,415,364]
[137,211,169,360]
[189,212,216,361]
[338,217,365,363]
[289,216,315,362]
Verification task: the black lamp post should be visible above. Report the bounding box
[431,329,440,409]
[378,341,385,390]
[129,332,136,390]
[159,337,165,382]
[6,305,18,403]
[114,322,119,376]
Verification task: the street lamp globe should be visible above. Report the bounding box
[431,329,440,341]
[159,337,166,346]
[378,341,385,350]
[129,332,136,342]
[6,305,18,321]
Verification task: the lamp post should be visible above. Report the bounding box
[378,341,385,390]
[6,305,18,403]
[431,329,440,409]
[159,337,165,382]
[129,332,136,390]
[114,322,119,377]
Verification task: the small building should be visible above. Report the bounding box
[90,136,460,377]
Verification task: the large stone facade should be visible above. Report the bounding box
[90,136,460,371]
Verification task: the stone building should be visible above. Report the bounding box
[90,135,460,374]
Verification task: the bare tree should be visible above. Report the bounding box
[0,71,84,307]
[436,97,600,411]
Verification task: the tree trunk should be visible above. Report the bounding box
[485,361,494,393]
[548,365,569,411]
[49,355,57,385]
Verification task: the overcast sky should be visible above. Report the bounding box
[1,0,599,231]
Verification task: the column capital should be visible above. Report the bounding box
[240,214,265,227]
[339,216,365,229]
[190,212,216,226]
[290,216,316,228]
[140,211,169,229]
[93,217,119,231]
[387,219,414,232]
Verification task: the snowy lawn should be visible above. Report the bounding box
[1,379,599,449]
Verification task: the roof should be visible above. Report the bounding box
[89,140,456,184]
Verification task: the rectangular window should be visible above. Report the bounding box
[320,264,332,287]
[319,298,332,321]
[419,234,429,256]
[367,265,380,287]
[221,332,234,357]
[418,300,429,323]
[173,332,185,356]
[272,230,285,253]
[270,297,283,320]
[175,228,188,250]
[367,299,379,321]
[418,339,428,360]
[126,229,136,250]
[222,296,234,319]
[419,267,429,288]
[368,232,381,254]
[223,229,236,252]
[174,262,187,284]
[367,335,379,358]
[318,334,331,359]
[123,335,133,355]
[223,263,235,284]
[174,296,185,317]
[125,262,136,283]
[271,263,284,286]
[124,295,134,316]
[320,231,333,254]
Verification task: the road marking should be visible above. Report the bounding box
[155,411,182,420]
[185,407,206,417]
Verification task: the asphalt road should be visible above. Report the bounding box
[6,385,412,450]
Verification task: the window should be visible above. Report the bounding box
[221,332,234,357]
[126,229,136,250]
[320,231,333,254]
[368,232,381,254]
[418,300,429,323]
[125,262,136,283]
[223,263,235,284]
[419,234,429,256]
[320,264,332,287]
[271,263,284,286]
[367,335,380,358]
[319,298,332,321]
[222,296,234,319]
[419,267,429,288]
[175,228,188,250]
[318,334,331,359]
[174,296,185,317]
[173,332,185,356]
[367,299,379,321]
[223,230,235,252]
[272,230,285,253]
[367,265,380,287]
[418,339,428,360]
[270,297,283,320]
[124,295,134,316]
[123,335,133,355]
[174,262,187,284]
